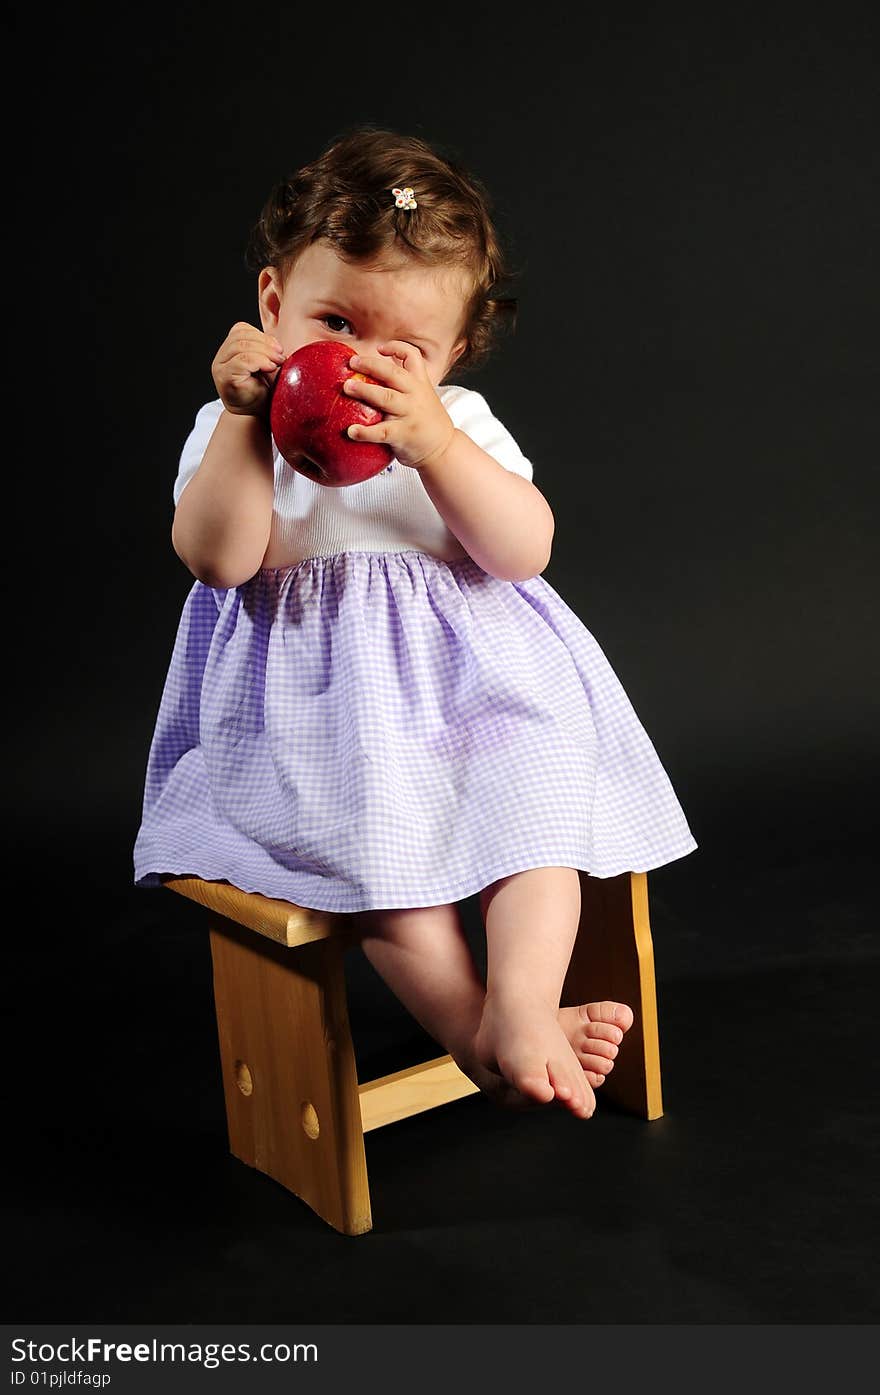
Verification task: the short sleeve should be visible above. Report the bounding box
[441,385,534,481]
[173,398,225,506]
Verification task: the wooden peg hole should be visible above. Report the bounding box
[234,1060,253,1096]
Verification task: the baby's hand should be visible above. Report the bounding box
[211,322,288,418]
[342,342,456,470]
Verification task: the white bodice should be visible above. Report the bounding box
[173,382,534,568]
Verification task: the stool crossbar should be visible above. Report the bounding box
[163,869,663,1235]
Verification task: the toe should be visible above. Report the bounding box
[582,1001,634,1037]
[610,1001,634,1032]
[579,1019,623,1047]
[509,1066,555,1104]
[573,1035,618,1061]
[579,1052,615,1075]
[547,1057,594,1118]
[577,1004,622,1045]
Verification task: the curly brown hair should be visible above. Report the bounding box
[244,126,518,375]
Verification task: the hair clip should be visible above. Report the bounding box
[392,186,417,210]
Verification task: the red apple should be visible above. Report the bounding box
[269,340,394,486]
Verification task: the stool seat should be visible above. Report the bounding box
[164,869,663,1235]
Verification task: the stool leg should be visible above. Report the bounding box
[208,913,372,1235]
[560,870,663,1119]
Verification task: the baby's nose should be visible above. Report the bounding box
[354,338,381,360]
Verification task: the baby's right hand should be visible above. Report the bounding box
[211,322,288,417]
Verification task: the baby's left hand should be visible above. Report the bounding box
[343,342,456,471]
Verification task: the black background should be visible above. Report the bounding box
[7,7,878,1328]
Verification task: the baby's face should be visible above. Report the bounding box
[258,240,469,386]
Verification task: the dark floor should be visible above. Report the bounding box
[6,814,878,1324]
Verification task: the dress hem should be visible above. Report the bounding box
[133,837,698,915]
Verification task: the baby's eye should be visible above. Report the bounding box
[320,315,353,334]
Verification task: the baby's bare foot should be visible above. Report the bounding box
[451,1000,634,1113]
[558,1001,634,1089]
[473,991,596,1118]
[450,1049,533,1110]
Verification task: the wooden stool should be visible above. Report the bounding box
[163,869,663,1236]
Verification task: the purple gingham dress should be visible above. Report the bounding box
[133,391,697,912]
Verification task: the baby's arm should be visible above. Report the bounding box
[172,412,274,588]
[418,430,553,582]
[345,344,554,583]
[172,323,286,588]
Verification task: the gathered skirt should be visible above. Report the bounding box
[133,550,697,912]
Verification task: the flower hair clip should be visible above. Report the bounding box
[392,185,418,210]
